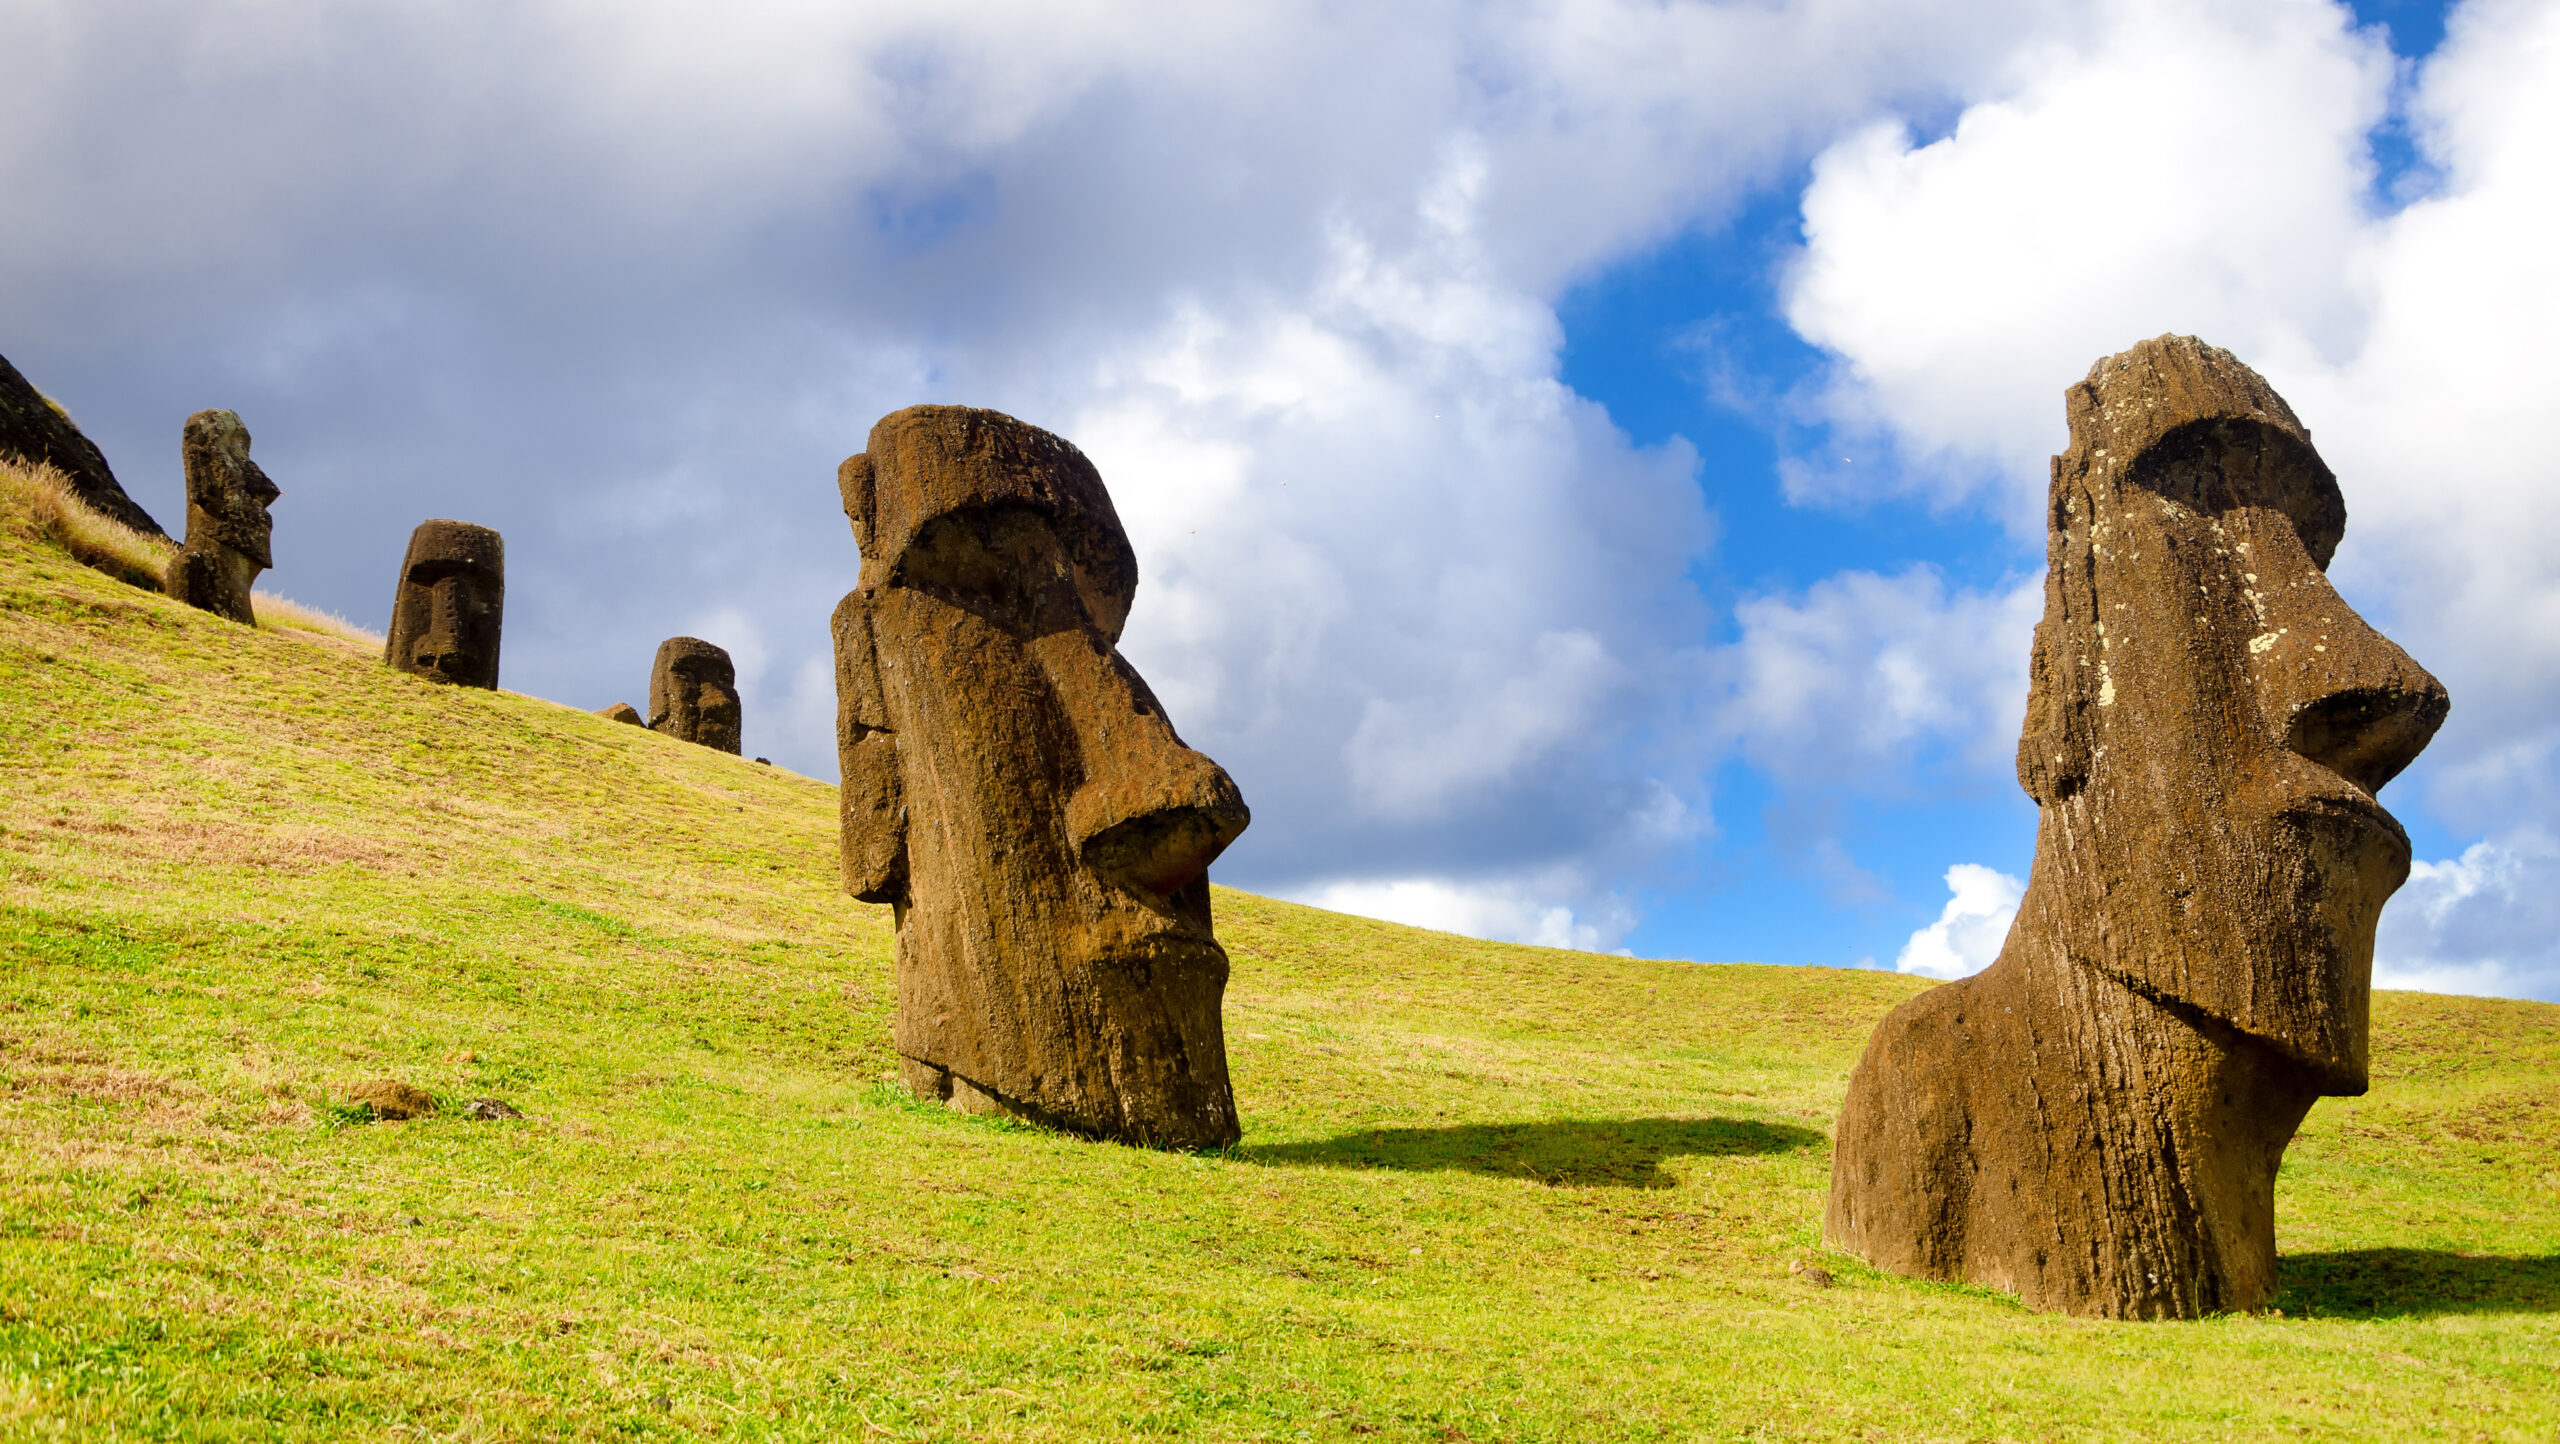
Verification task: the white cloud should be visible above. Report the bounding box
[1897,863,2025,978]
[1780,0,2560,997]
[1709,566,2042,786]
[2374,829,2560,1002]
[1286,873,1636,954]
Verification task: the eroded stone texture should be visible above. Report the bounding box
[595,702,645,726]
[833,405,1250,1148]
[649,637,742,753]
[166,410,279,625]
[1826,336,2449,1319]
[385,520,505,688]
[0,350,165,538]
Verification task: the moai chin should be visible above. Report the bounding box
[166,410,279,624]
[649,637,742,753]
[833,405,1251,1148]
[384,520,505,688]
[1826,336,2449,1319]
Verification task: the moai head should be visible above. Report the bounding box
[649,637,742,753]
[2016,335,2448,1093]
[833,405,1250,1147]
[167,409,280,623]
[384,520,505,689]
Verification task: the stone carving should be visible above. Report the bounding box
[649,637,742,753]
[166,410,279,624]
[833,405,1251,1148]
[385,520,505,688]
[1827,336,2449,1319]
[0,350,164,538]
[595,702,645,726]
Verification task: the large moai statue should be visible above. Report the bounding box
[384,520,505,688]
[1827,336,2449,1319]
[166,410,280,625]
[649,637,743,753]
[832,405,1252,1148]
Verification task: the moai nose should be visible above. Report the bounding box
[1045,638,1250,903]
[2247,552,2449,796]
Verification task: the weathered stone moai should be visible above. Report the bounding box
[649,637,743,753]
[384,520,505,688]
[1827,336,2449,1319]
[166,410,280,624]
[833,405,1251,1148]
[594,702,645,726]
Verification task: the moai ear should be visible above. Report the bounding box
[833,590,907,904]
[837,452,875,553]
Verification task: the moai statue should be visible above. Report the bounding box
[165,410,279,624]
[594,702,645,726]
[384,520,505,688]
[833,405,1251,1148]
[649,637,743,753]
[1827,336,2449,1319]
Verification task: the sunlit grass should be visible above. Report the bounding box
[0,520,2554,1441]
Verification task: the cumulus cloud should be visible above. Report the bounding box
[1286,873,1637,954]
[1781,0,2560,996]
[1896,863,2026,978]
[1708,566,2042,786]
[2374,829,2560,1001]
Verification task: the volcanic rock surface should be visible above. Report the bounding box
[166,410,278,625]
[1826,335,2450,1319]
[833,405,1250,1148]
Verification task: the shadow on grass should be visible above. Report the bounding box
[2276,1249,2560,1318]
[1242,1116,1822,1188]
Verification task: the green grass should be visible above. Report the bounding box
[1,525,2555,1442]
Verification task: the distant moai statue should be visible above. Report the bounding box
[833,405,1251,1149]
[1826,336,2450,1319]
[594,702,645,726]
[649,638,742,753]
[384,520,505,688]
[165,410,279,624]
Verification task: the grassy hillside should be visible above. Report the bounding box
[1,519,2555,1442]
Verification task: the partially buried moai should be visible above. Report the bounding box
[1827,336,2449,1319]
[385,520,505,688]
[166,410,279,624]
[649,637,742,753]
[833,405,1251,1148]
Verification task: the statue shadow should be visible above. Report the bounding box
[2276,1249,2560,1318]
[1241,1116,1822,1189]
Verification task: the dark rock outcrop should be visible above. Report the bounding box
[648,637,742,753]
[166,410,278,625]
[595,702,645,726]
[385,520,504,688]
[833,405,1251,1148]
[0,350,164,537]
[1826,336,2449,1319]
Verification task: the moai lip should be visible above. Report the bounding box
[1825,336,2449,1319]
[385,520,505,689]
[833,405,1250,1149]
[648,637,742,754]
[166,410,279,626]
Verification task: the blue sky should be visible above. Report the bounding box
[3,0,2550,997]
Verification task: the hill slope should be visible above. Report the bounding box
[1,526,2555,1442]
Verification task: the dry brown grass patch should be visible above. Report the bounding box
[0,451,174,590]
